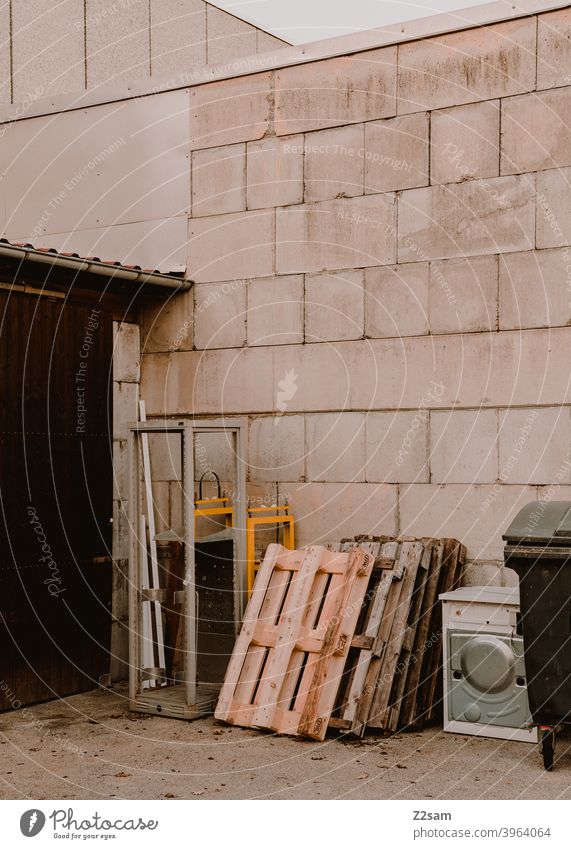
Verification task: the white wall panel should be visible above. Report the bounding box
[0,91,190,239]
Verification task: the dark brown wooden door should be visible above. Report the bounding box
[0,290,113,710]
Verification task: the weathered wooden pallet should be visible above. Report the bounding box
[328,534,465,737]
[328,538,425,736]
[215,543,374,740]
[409,538,466,728]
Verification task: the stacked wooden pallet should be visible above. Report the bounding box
[215,536,465,739]
[329,535,465,736]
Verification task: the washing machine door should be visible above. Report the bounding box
[448,631,533,729]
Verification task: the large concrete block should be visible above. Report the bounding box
[398,175,535,262]
[536,167,571,248]
[499,407,571,485]
[206,5,257,65]
[141,290,194,354]
[192,143,246,217]
[431,409,498,484]
[249,415,305,482]
[147,431,183,482]
[306,413,366,483]
[397,18,536,114]
[86,0,150,87]
[305,270,364,342]
[275,47,397,135]
[283,481,398,546]
[247,135,304,210]
[365,111,429,193]
[304,124,365,202]
[430,255,498,334]
[462,561,504,588]
[499,249,571,330]
[194,430,239,484]
[537,8,571,90]
[247,275,303,346]
[431,100,500,185]
[190,71,273,150]
[276,195,397,275]
[194,280,247,349]
[365,410,429,484]
[113,321,140,383]
[399,483,536,561]
[0,2,10,104]
[150,0,206,77]
[188,208,274,283]
[501,88,571,175]
[359,328,571,413]
[365,262,429,338]
[246,480,279,507]
[12,0,84,99]
[271,342,358,413]
[141,347,275,416]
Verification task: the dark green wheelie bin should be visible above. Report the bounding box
[503,501,571,770]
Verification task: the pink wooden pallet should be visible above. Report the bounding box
[215,543,373,740]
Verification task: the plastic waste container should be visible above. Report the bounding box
[503,501,571,770]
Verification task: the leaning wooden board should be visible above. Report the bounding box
[215,543,374,739]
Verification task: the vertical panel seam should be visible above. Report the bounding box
[83,0,88,89]
[9,0,13,103]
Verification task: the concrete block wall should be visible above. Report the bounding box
[0,1,289,103]
[141,5,571,586]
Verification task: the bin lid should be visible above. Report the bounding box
[503,501,571,546]
[440,586,519,605]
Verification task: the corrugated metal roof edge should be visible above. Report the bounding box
[0,238,192,291]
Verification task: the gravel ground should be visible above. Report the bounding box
[0,686,569,800]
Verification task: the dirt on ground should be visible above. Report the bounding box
[0,686,569,800]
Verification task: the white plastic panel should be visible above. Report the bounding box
[12,216,188,273]
[0,90,190,239]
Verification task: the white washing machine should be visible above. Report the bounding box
[441,586,537,743]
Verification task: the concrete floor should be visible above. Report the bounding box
[0,686,569,800]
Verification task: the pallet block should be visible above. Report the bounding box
[215,543,374,740]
